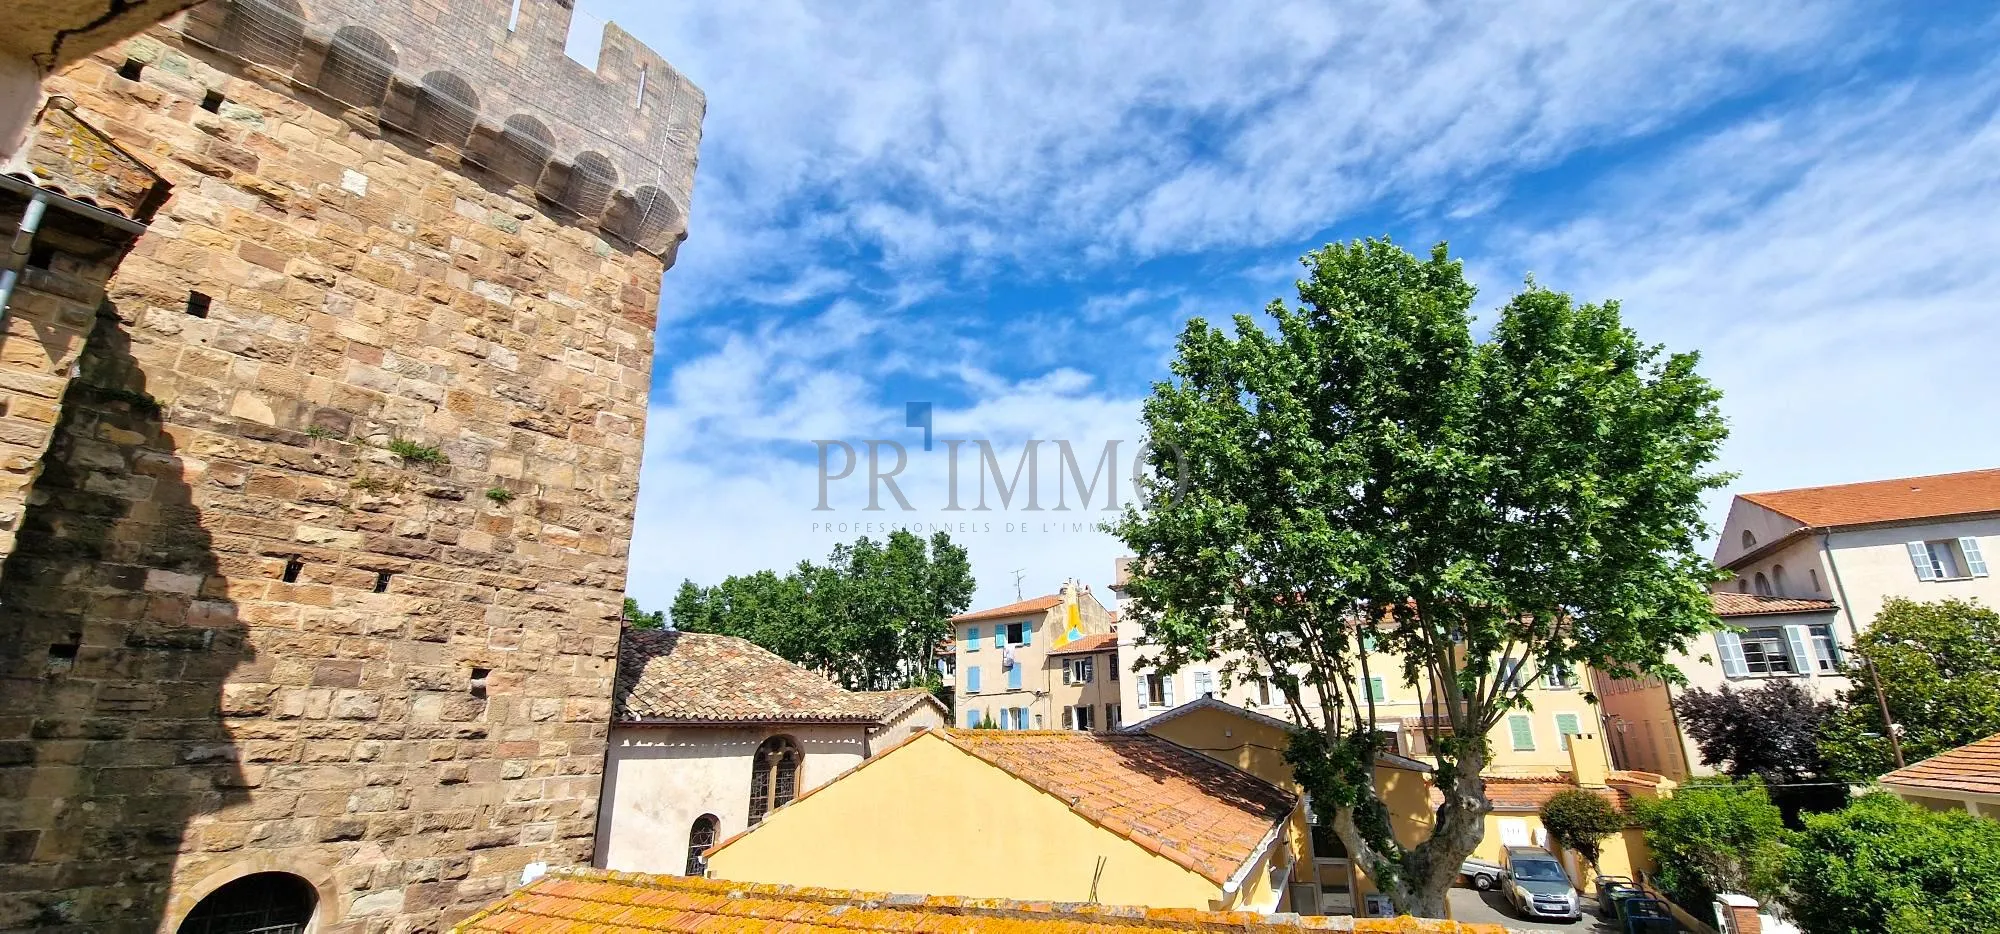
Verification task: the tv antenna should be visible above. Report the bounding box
[1012,569,1026,600]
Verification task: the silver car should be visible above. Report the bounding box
[1460,857,1504,891]
[1501,845,1581,921]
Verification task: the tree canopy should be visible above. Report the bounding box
[1818,598,2000,781]
[1781,793,2000,934]
[1675,680,1833,783]
[622,597,665,630]
[1112,238,1728,916]
[1635,777,1789,907]
[1539,789,1626,872]
[670,530,975,691]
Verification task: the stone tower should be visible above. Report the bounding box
[0,0,702,931]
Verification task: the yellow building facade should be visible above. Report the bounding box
[704,728,1300,911]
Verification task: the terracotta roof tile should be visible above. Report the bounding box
[1880,730,2000,797]
[952,595,1062,623]
[937,729,1296,887]
[457,869,1511,932]
[614,631,882,724]
[1711,592,1840,618]
[849,688,939,721]
[1046,632,1119,656]
[1741,467,2000,528]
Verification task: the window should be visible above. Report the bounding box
[1808,568,1821,592]
[964,665,981,693]
[1753,572,1772,596]
[1810,624,1839,672]
[1555,713,1581,751]
[1010,707,1028,730]
[1543,665,1576,689]
[1359,676,1386,703]
[964,707,980,727]
[1909,538,1989,581]
[1108,654,1119,680]
[1006,663,1022,691]
[685,814,718,876]
[1735,627,1795,676]
[1066,705,1095,731]
[1508,715,1535,751]
[747,736,801,825]
[1256,679,1272,706]
[1742,530,1757,550]
[1772,565,1789,596]
[1064,657,1094,685]
[1192,670,1214,698]
[1106,704,1121,728]
[966,626,980,650]
[1005,621,1030,646]
[1736,578,1749,593]
[177,871,317,934]
[1359,631,1379,652]
[1142,673,1172,707]
[1499,658,1523,689]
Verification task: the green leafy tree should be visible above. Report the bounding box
[671,530,975,691]
[622,597,665,630]
[1634,777,1788,907]
[1539,789,1626,873]
[1818,598,2000,781]
[1781,793,2000,934]
[1113,238,1728,916]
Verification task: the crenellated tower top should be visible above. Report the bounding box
[173,0,703,260]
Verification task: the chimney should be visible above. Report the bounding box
[1567,731,1610,788]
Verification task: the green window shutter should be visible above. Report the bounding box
[1368,676,1387,702]
[1555,713,1581,751]
[1508,715,1534,751]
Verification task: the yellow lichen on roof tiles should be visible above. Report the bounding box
[455,868,1511,932]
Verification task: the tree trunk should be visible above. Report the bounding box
[1389,742,1493,918]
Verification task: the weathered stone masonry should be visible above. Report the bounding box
[0,1,701,932]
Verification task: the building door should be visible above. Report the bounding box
[178,872,317,934]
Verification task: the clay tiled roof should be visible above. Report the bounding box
[1711,592,1839,618]
[1880,731,2000,798]
[937,729,1296,887]
[1046,632,1119,656]
[614,630,881,724]
[1477,776,1629,814]
[952,595,1062,623]
[457,868,1511,932]
[850,688,940,722]
[1741,467,2000,528]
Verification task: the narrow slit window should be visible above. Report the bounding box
[119,59,145,81]
[373,570,392,593]
[470,667,491,697]
[507,0,523,31]
[635,65,647,108]
[282,557,304,583]
[27,243,55,270]
[185,291,211,318]
[201,90,225,112]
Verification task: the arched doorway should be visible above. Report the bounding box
[178,871,317,934]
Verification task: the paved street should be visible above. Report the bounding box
[1448,887,1620,932]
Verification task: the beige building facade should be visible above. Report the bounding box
[951,580,1113,731]
[1596,468,1999,779]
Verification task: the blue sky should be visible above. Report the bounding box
[578,1,2000,612]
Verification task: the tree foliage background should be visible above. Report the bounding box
[1635,777,1789,908]
[1781,793,2000,934]
[669,530,975,691]
[1112,238,1728,915]
[1538,789,1627,872]
[1818,598,2000,781]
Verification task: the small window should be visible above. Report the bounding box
[1555,712,1582,751]
[748,736,801,825]
[1106,703,1122,728]
[1543,665,1576,689]
[373,570,392,593]
[635,64,648,108]
[469,667,490,697]
[27,242,55,269]
[1810,624,1840,672]
[1753,572,1772,596]
[1005,621,1028,645]
[1107,654,1119,681]
[281,557,303,583]
[1256,679,1271,706]
[201,89,226,112]
[685,814,718,876]
[1772,565,1789,597]
[507,0,523,31]
[1808,568,1821,592]
[1736,578,1749,594]
[186,291,212,318]
[1192,669,1214,698]
[118,58,145,81]
[1359,675,1386,702]
[1739,627,1795,675]
[1741,529,1757,549]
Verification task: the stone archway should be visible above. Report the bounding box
[165,857,340,934]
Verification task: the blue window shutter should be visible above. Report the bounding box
[967,627,980,650]
[1021,621,1031,646]
[966,666,980,693]
[994,627,1004,649]
[1008,665,1022,691]
[965,707,978,727]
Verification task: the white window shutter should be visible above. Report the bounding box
[1137,676,1149,709]
[1908,541,1937,580]
[1716,632,1749,678]
[1962,538,1990,578]
[1163,675,1175,706]
[1782,625,1816,678]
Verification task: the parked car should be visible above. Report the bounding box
[1500,845,1582,921]
[1460,857,1504,890]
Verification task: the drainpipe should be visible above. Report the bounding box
[0,191,49,321]
[1821,531,1904,769]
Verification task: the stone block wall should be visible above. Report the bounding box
[0,7,694,931]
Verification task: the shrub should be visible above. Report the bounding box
[1781,793,2000,934]
[484,486,515,504]
[1633,776,1788,906]
[1540,788,1626,871]
[385,438,448,465]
